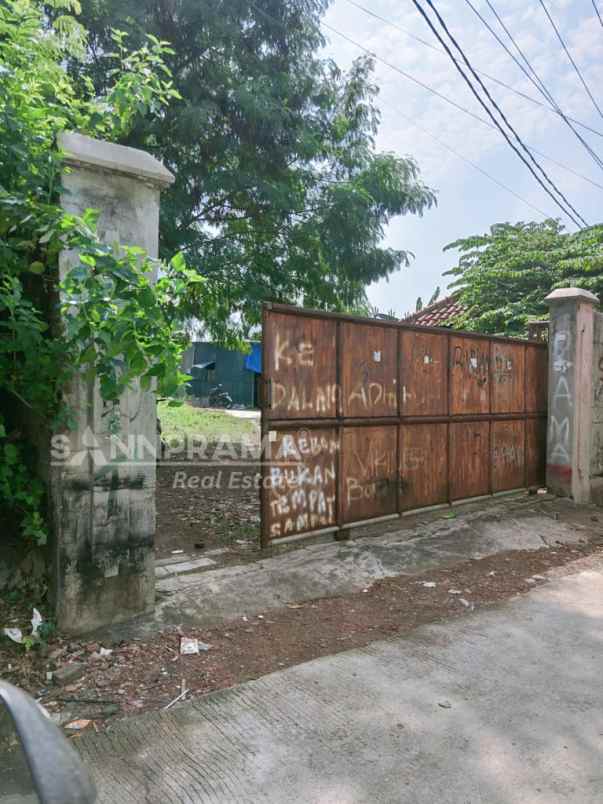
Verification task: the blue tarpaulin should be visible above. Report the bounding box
[244,342,262,374]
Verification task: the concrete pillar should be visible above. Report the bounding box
[545,287,598,503]
[51,133,174,633]
[590,310,603,504]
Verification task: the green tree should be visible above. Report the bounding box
[0,0,198,564]
[73,0,436,332]
[445,220,603,336]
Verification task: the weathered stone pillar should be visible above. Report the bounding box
[545,288,598,503]
[51,132,174,633]
[590,309,603,504]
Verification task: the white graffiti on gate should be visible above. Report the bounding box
[272,381,338,413]
[274,332,315,371]
[346,442,395,505]
[269,431,338,538]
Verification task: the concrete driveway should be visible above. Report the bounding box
[151,495,590,631]
[70,553,603,803]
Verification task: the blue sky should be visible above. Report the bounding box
[321,0,603,316]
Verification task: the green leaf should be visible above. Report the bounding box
[4,444,18,463]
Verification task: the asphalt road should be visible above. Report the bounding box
[64,554,603,803]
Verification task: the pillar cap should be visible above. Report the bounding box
[545,287,599,305]
[58,132,175,189]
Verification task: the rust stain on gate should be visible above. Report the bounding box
[260,303,548,546]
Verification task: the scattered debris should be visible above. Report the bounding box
[458,598,472,608]
[3,607,44,646]
[448,589,462,595]
[65,719,92,731]
[90,647,113,661]
[422,582,437,588]
[1,527,600,734]
[30,609,43,638]
[3,628,23,644]
[180,637,200,655]
[163,679,189,711]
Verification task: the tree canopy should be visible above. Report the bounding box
[0,0,197,556]
[445,220,603,337]
[74,0,436,333]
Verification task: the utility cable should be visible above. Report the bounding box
[344,0,603,140]
[475,0,603,172]
[412,0,587,227]
[322,21,603,194]
[538,0,603,120]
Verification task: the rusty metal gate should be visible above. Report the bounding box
[260,303,548,546]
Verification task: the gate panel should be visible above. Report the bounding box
[491,343,525,413]
[400,331,447,416]
[400,423,448,509]
[264,311,337,419]
[264,427,339,541]
[340,425,397,524]
[525,345,548,412]
[262,304,548,544]
[491,420,525,492]
[449,421,490,500]
[341,323,398,418]
[526,417,547,486]
[450,336,490,414]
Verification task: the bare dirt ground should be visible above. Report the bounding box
[2,535,602,739]
[155,463,261,559]
[154,403,261,558]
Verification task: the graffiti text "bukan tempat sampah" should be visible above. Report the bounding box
[268,430,338,539]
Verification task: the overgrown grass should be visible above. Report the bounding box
[158,401,259,443]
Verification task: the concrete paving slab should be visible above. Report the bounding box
[71,554,603,803]
[154,557,216,578]
[154,499,586,628]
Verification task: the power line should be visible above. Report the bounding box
[344,0,603,140]
[248,1,582,222]
[320,24,563,220]
[322,21,603,195]
[482,0,557,106]
[411,0,587,227]
[392,115,550,221]
[593,0,603,29]
[470,0,603,173]
[538,0,603,120]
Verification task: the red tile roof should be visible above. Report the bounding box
[404,293,464,328]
